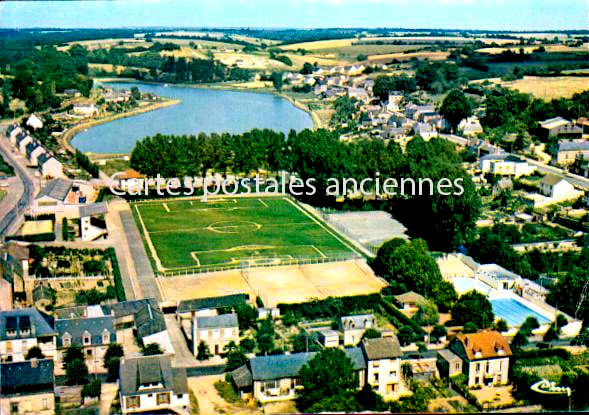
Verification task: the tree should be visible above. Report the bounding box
[464,322,479,333]
[494,319,509,332]
[512,330,529,349]
[292,331,321,353]
[103,343,124,368]
[256,317,276,355]
[271,72,283,90]
[141,343,163,356]
[298,348,359,411]
[432,324,447,341]
[397,325,416,346]
[106,357,121,382]
[62,217,69,241]
[240,337,256,353]
[361,328,382,341]
[65,358,89,386]
[543,324,559,341]
[555,314,568,328]
[63,344,84,369]
[439,89,473,132]
[226,347,248,371]
[451,291,494,329]
[197,341,211,361]
[520,316,540,336]
[413,299,439,326]
[82,378,101,400]
[355,384,387,411]
[25,346,45,360]
[233,303,259,330]
[130,86,141,100]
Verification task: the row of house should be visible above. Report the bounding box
[5,124,64,179]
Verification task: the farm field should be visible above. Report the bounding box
[133,196,360,274]
[472,76,589,100]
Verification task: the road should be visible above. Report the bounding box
[0,125,37,235]
[522,155,589,191]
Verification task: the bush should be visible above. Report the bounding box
[104,248,125,301]
[82,379,101,399]
[278,294,381,321]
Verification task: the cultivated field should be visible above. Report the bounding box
[158,259,387,307]
[133,196,360,274]
[473,76,589,100]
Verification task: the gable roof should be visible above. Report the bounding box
[36,178,71,201]
[0,308,56,341]
[341,314,375,330]
[177,294,247,313]
[79,202,108,217]
[394,291,426,305]
[195,313,238,330]
[134,303,167,338]
[454,331,512,361]
[0,359,54,395]
[539,116,570,129]
[558,140,589,152]
[362,336,402,360]
[438,349,462,363]
[249,348,366,381]
[541,174,567,187]
[110,299,158,319]
[231,364,253,389]
[56,316,115,348]
[119,355,188,396]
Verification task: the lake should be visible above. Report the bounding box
[71,82,313,153]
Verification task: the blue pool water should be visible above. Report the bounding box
[491,298,551,327]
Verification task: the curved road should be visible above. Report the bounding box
[0,125,36,236]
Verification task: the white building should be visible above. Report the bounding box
[26,114,43,130]
[479,154,537,177]
[341,314,376,346]
[192,313,239,356]
[361,336,403,400]
[79,203,108,241]
[37,154,64,179]
[458,116,483,137]
[119,355,190,414]
[448,331,512,387]
[72,103,98,117]
[476,263,521,291]
[135,304,174,355]
[0,308,57,362]
[540,175,578,200]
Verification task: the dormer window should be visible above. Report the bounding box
[102,330,110,345]
[63,333,71,348]
[83,331,91,345]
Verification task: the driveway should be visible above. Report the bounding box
[187,375,260,415]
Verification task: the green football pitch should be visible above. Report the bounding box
[132,196,361,274]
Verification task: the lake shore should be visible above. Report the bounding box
[61,98,180,154]
[94,77,323,130]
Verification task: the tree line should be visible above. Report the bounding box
[129,128,480,251]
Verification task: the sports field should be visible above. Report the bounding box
[132,196,361,274]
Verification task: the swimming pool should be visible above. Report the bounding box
[491,298,551,327]
[452,277,493,295]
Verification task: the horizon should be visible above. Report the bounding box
[1,0,587,32]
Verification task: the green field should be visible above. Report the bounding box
[132,196,360,273]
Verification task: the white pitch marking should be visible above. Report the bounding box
[162,203,170,213]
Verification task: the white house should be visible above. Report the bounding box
[192,313,239,356]
[26,114,43,130]
[361,336,403,400]
[0,308,57,362]
[79,203,109,241]
[5,125,23,145]
[540,175,578,200]
[135,304,174,355]
[458,116,483,137]
[72,103,98,117]
[38,154,64,179]
[119,355,190,414]
[17,134,33,155]
[479,154,537,177]
[448,331,512,387]
[341,314,376,346]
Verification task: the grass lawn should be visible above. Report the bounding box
[133,196,360,274]
[0,189,6,202]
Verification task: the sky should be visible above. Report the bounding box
[0,0,587,31]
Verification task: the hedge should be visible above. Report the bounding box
[379,298,426,336]
[277,294,381,319]
[6,233,56,242]
[104,248,126,301]
[514,347,571,360]
[24,214,55,221]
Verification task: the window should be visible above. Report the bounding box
[475,363,481,372]
[6,341,12,353]
[486,362,490,373]
[87,349,92,357]
[42,398,49,410]
[103,332,110,344]
[455,363,460,370]
[126,396,140,409]
[262,380,278,391]
[177,393,184,399]
[10,402,18,414]
[373,360,380,368]
[148,394,153,398]
[83,335,91,345]
[63,337,71,347]
[374,373,379,382]
[390,370,397,379]
[157,393,170,405]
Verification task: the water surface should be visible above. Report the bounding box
[72,82,313,153]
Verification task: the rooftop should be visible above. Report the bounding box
[195,313,238,330]
[0,308,56,341]
[36,178,72,202]
[539,116,570,130]
[0,359,54,396]
[394,291,426,305]
[120,355,188,396]
[56,316,115,348]
[177,294,247,313]
[134,304,167,338]
[362,336,402,360]
[79,202,108,217]
[454,331,512,361]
